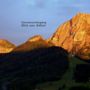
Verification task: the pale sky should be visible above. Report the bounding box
[0,0,90,45]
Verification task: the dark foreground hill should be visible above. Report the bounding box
[74,64,90,83]
[0,46,69,90]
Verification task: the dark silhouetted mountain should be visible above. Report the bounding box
[0,46,69,90]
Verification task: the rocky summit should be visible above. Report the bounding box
[0,39,15,53]
[13,35,53,52]
[49,13,90,60]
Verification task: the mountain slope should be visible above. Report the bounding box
[49,13,90,60]
[13,35,53,52]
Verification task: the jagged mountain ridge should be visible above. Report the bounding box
[0,13,90,89]
[1,13,90,60]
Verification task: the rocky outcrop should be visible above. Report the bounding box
[49,13,90,60]
[0,39,15,53]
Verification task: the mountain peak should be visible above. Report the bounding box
[0,39,15,47]
[72,13,90,24]
[13,35,53,52]
[0,39,15,53]
[28,35,43,42]
[49,13,90,60]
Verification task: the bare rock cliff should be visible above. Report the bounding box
[49,13,90,60]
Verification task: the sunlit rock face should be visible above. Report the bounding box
[0,39,15,53]
[49,13,90,60]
